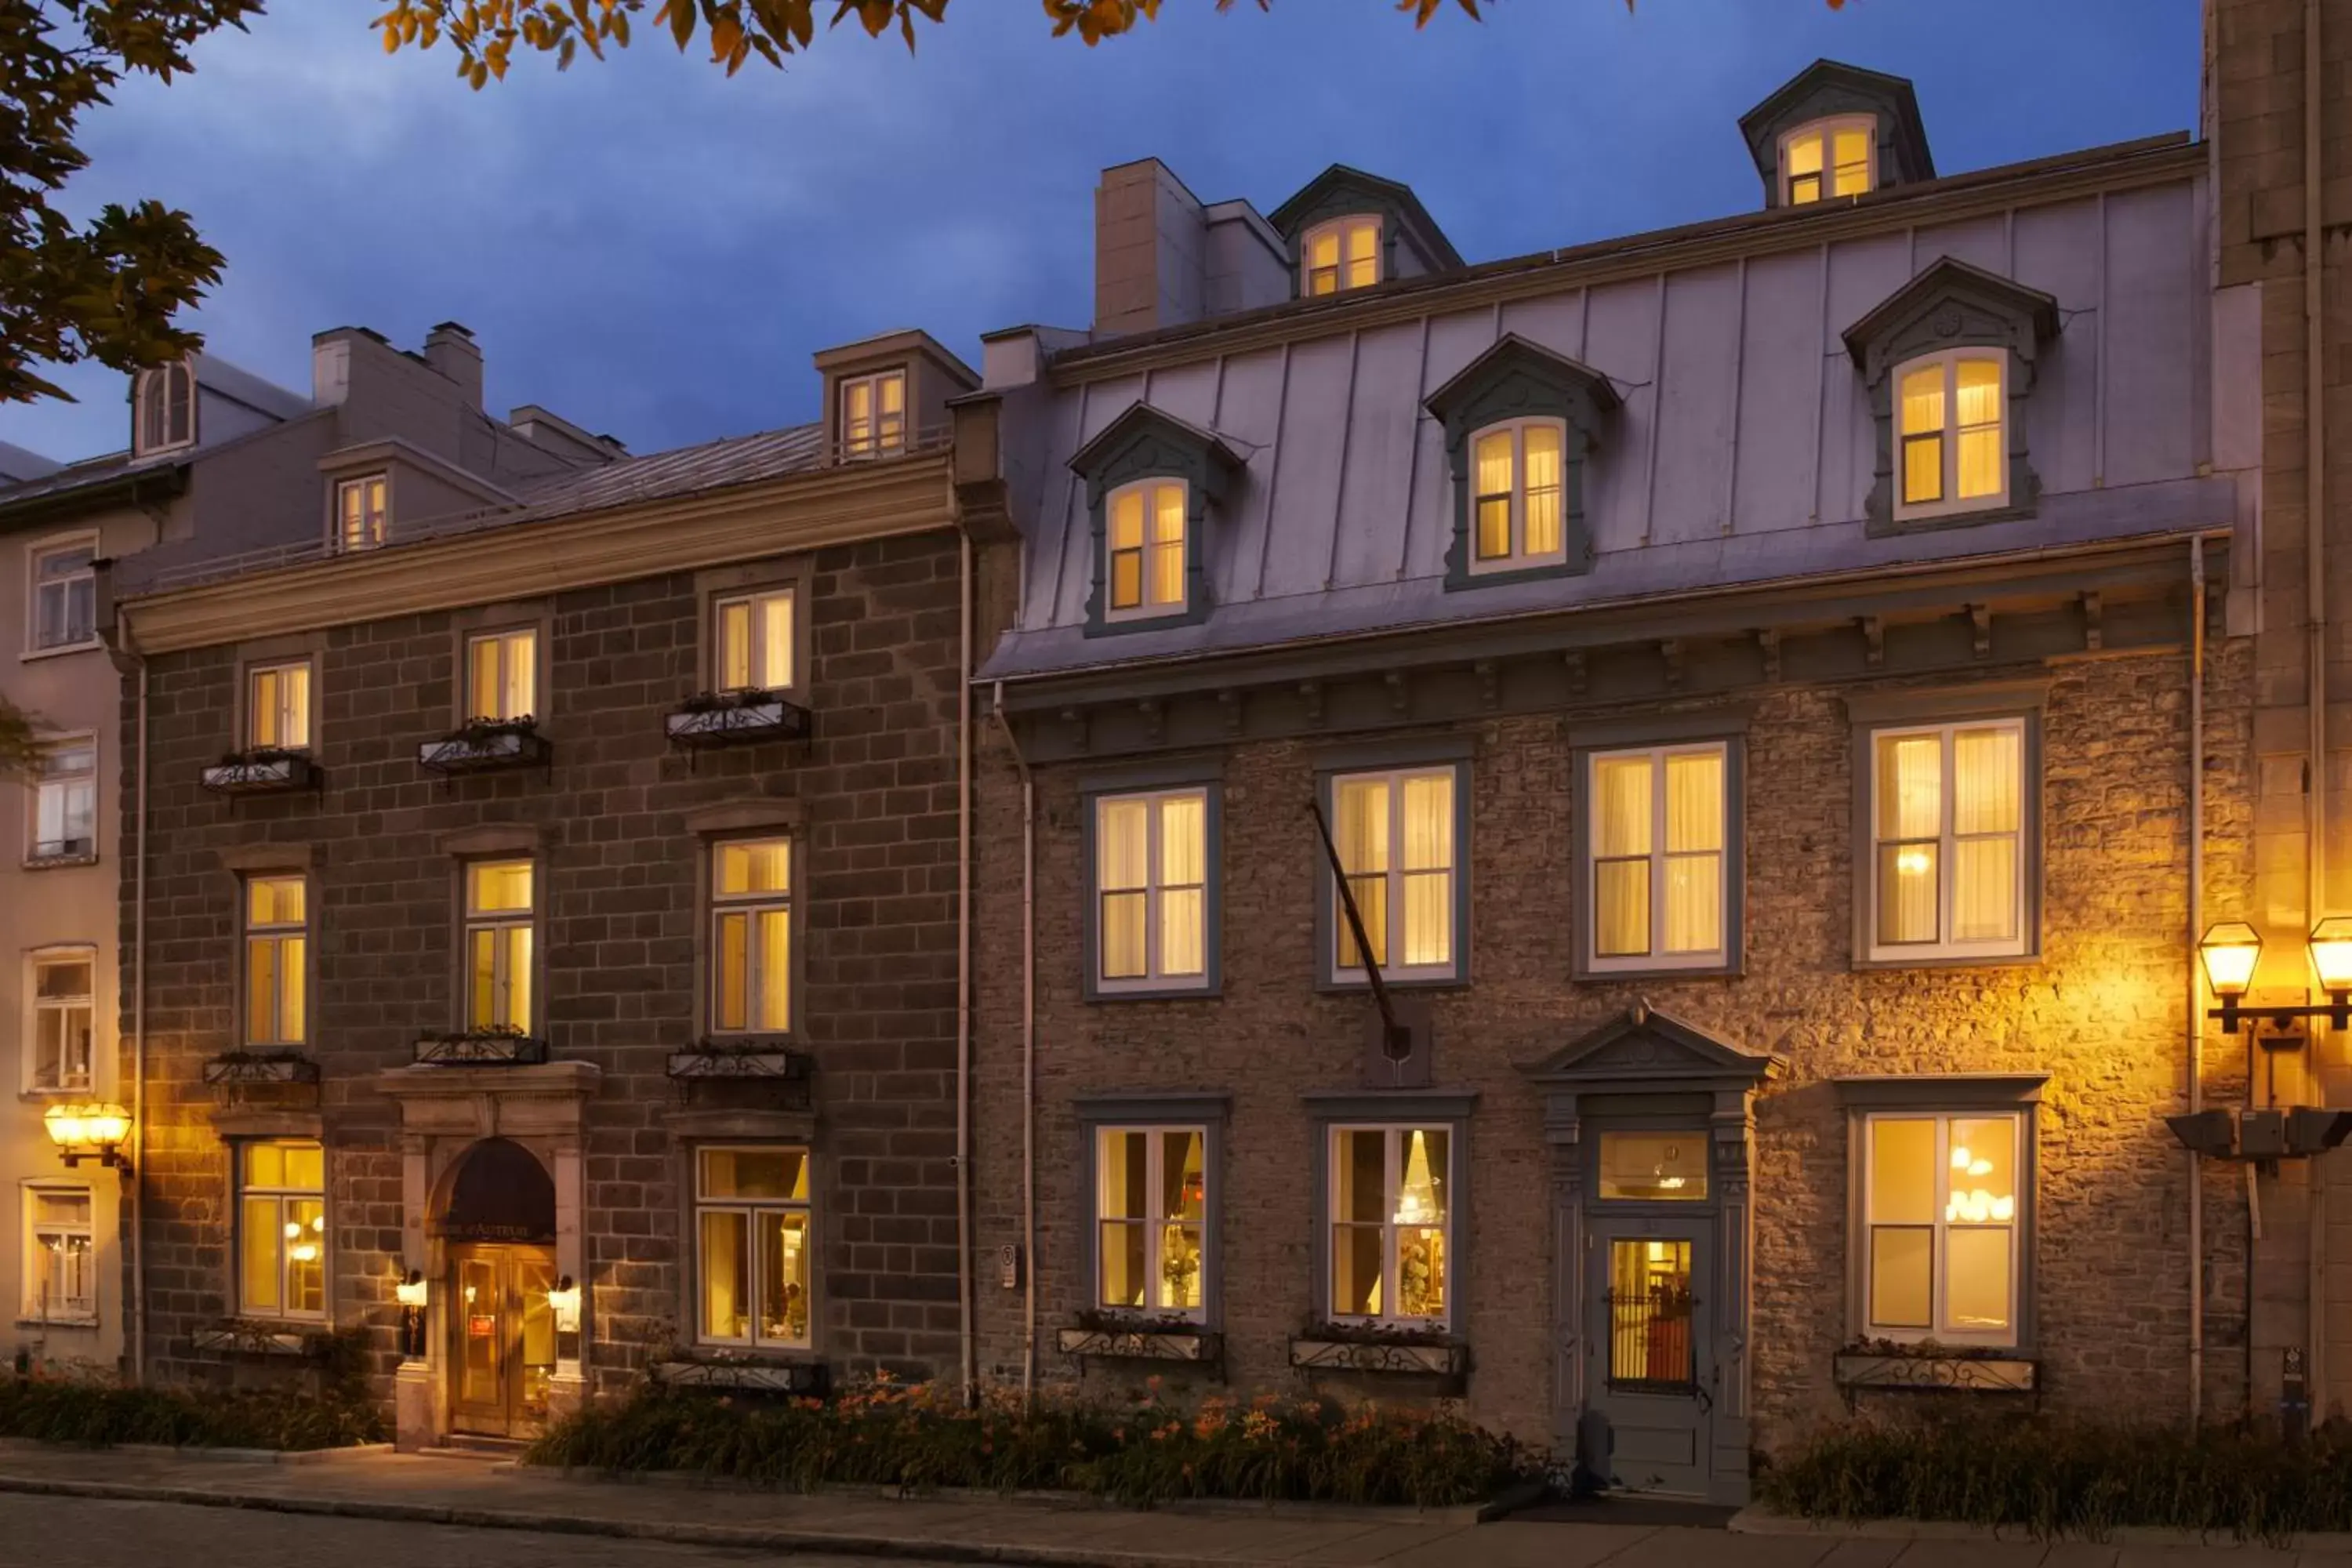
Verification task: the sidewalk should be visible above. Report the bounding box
[0,1439,2319,1567]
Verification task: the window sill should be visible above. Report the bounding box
[1870,499,2038,538]
[21,851,98,872]
[1832,1349,2036,1392]
[19,641,103,664]
[1446,557,1585,592]
[1853,949,2040,973]
[1577,959,1743,982]
[14,1316,99,1331]
[1315,973,1466,996]
[1087,982,1222,1004]
[1058,1324,1221,1363]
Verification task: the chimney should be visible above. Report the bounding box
[424,321,485,410]
[1094,159,1207,338]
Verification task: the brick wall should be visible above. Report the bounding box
[973,647,2256,1447]
[129,528,968,1396]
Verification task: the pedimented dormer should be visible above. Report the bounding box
[813,330,978,461]
[1739,60,1934,209]
[1269,165,1461,299]
[1069,402,1242,636]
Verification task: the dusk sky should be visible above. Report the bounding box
[1,0,2202,465]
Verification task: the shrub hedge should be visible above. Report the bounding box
[1760,1414,2352,1540]
[529,1378,1536,1508]
[0,1370,383,1450]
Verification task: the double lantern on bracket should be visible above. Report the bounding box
[2166,919,2352,1167]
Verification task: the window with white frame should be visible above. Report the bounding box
[238,1141,325,1319]
[1896,350,2007,520]
[248,661,312,751]
[1869,719,2027,960]
[1330,766,1457,982]
[335,474,388,553]
[27,949,94,1094]
[134,361,194,455]
[1094,1126,1207,1317]
[714,586,793,693]
[1104,478,1187,620]
[839,370,906,458]
[464,860,535,1032]
[1861,1111,2022,1344]
[1781,117,1875,205]
[244,875,307,1047]
[1468,418,1567,572]
[1588,743,1728,969]
[1303,216,1381,296]
[29,739,95,861]
[28,538,96,652]
[1328,1125,1451,1325]
[695,1146,811,1347]
[1094,789,1208,992]
[464,628,536,722]
[22,1185,94,1323]
[711,838,791,1034]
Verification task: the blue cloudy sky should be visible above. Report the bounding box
[2,0,2201,463]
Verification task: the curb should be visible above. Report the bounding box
[0,1471,1396,1568]
[1728,1507,2352,1552]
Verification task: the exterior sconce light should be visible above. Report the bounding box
[2201,919,2352,1037]
[43,1102,132,1171]
[394,1269,428,1360]
[547,1274,583,1366]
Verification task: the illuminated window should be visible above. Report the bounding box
[1330,766,1458,982]
[714,586,793,693]
[1104,479,1187,619]
[244,875,307,1047]
[1588,744,1727,970]
[26,949,94,1094]
[335,474,388,553]
[1781,117,1875,205]
[1303,216,1382,296]
[248,661,312,751]
[1093,788,1209,992]
[28,537,97,651]
[1863,1112,2022,1344]
[1896,350,2007,519]
[464,860,535,1033]
[29,739,96,862]
[1094,1127,1207,1317]
[1597,1132,1709,1202]
[1870,719,2027,961]
[839,370,906,458]
[22,1185,94,1323]
[464,629,536,723]
[133,361,194,455]
[1467,418,1567,572]
[695,1147,811,1348]
[238,1141,325,1320]
[1606,1239,1695,1388]
[1328,1125,1450,1326]
[711,838,791,1035]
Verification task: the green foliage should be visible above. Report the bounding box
[0,698,37,782]
[0,0,265,404]
[0,1364,385,1450]
[1760,1414,2352,1541]
[531,1377,1536,1508]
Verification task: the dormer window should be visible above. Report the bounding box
[1422,335,1618,589]
[839,369,906,458]
[133,361,194,456]
[1106,480,1188,620]
[1781,118,1875,205]
[1469,419,1566,572]
[336,474,388,553]
[1068,402,1240,637]
[1896,350,2006,520]
[1303,216,1381,296]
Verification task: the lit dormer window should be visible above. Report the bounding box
[1781,118,1875,205]
[1896,350,2007,521]
[133,361,194,456]
[1303,216,1381,296]
[336,474,388,553]
[840,369,906,459]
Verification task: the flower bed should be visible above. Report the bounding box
[1759,1414,2352,1539]
[529,1377,1536,1508]
[0,1370,383,1450]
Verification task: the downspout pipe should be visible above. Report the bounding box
[956,528,975,1404]
[2190,535,2207,1425]
[2307,0,2331,1407]
[100,599,149,1388]
[988,681,1036,1403]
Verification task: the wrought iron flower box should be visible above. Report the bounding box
[417,719,550,776]
[1287,1334,1468,1377]
[191,1320,321,1358]
[200,750,316,796]
[665,691,811,750]
[1832,1351,2038,1392]
[414,1029,550,1066]
[201,1051,321,1087]
[666,1042,813,1083]
[653,1357,828,1396]
[1057,1326,1221,1364]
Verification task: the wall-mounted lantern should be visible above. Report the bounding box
[394,1269,428,1360]
[547,1274,583,1367]
[43,1102,132,1171]
[2199,917,2352,1037]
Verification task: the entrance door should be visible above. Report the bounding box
[448,1243,557,1438]
[1585,1221,1712,1496]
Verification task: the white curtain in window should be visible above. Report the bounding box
[1875,735,1942,944]
[1399,774,1453,967]
[1098,798,1149,979]
[1662,750,1724,954]
[1951,727,2021,943]
[1523,426,1563,557]
[1157,794,1204,977]
[1592,756,1652,956]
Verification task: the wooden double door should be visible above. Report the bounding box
[449,1243,557,1438]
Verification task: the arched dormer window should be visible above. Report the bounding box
[1302,216,1381,296]
[1423,335,1619,589]
[1780,115,1875,205]
[1895,349,2006,521]
[134,360,194,456]
[1068,402,1242,637]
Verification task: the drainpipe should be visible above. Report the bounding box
[2307,0,2331,1407]
[988,681,1036,1403]
[103,609,151,1389]
[2190,535,2206,1425]
[956,528,975,1405]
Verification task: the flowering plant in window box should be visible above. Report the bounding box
[412,1024,548,1066]
[1057,1308,1221,1365]
[665,688,812,750]
[418,715,550,775]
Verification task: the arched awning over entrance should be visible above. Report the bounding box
[434,1136,557,1244]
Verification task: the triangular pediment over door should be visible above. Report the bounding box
[1521,1004,1782,1094]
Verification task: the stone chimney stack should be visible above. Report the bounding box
[1094,159,1207,339]
[424,320,485,411]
